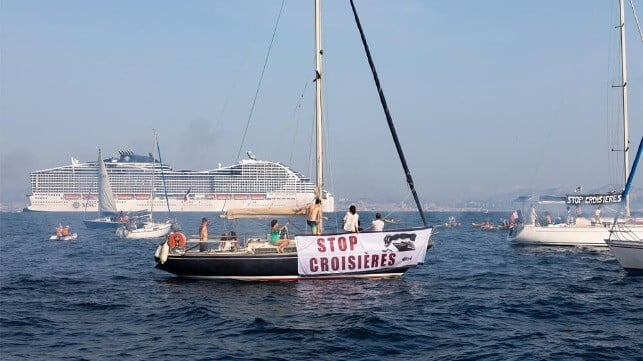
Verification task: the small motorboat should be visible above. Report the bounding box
[51,224,77,241]
[49,233,78,241]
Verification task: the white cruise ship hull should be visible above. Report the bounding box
[27,194,335,212]
[26,192,335,213]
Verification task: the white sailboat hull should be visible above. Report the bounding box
[509,220,643,247]
[117,222,172,240]
[508,222,611,247]
[607,239,643,275]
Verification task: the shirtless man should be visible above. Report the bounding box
[306,198,323,235]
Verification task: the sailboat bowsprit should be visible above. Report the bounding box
[154,0,434,281]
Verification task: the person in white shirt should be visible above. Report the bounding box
[342,205,359,233]
[372,213,384,232]
[593,206,602,225]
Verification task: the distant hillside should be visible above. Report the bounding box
[449,185,643,213]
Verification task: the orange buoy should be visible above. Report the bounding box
[167,232,187,248]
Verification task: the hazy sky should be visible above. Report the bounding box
[1,0,642,205]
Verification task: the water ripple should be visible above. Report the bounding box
[1,212,642,360]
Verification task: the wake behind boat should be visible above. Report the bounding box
[155,0,433,280]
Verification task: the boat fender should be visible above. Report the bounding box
[159,242,169,264]
[154,244,162,259]
[167,232,187,248]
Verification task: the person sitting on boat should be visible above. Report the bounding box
[56,224,63,237]
[372,212,385,232]
[62,225,70,236]
[544,212,553,225]
[270,219,290,253]
[342,205,360,233]
[199,217,209,252]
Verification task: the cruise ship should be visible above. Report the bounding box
[26,150,334,213]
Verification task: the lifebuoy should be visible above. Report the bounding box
[167,232,187,248]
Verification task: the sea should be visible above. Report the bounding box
[1,211,641,361]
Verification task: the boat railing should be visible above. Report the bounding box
[169,233,296,255]
[608,223,642,242]
[177,235,241,253]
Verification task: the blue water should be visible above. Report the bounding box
[1,211,641,360]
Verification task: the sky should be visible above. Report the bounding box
[1,0,642,206]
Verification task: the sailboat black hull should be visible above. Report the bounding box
[156,253,299,280]
[155,252,413,281]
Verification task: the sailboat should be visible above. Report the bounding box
[83,148,130,229]
[116,132,173,240]
[154,0,433,280]
[606,136,643,275]
[508,0,643,247]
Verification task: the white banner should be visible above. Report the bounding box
[295,228,432,276]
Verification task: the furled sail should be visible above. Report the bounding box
[221,207,306,220]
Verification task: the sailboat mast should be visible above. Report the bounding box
[618,0,631,217]
[314,0,324,199]
[150,131,157,221]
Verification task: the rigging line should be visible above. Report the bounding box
[289,80,310,166]
[610,136,643,232]
[155,134,172,216]
[349,0,428,227]
[629,0,643,42]
[235,0,286,161]
[319,56,335,219]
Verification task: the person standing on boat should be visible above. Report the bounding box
[372,212,384,232]
[575,205,583,218]
[529,205,538,226]
[270,219,290,253]
[306,198,323,235]
[199,217,209,252]
[566,206,575,225]
[593,206,602,225]
[342,205,360,233]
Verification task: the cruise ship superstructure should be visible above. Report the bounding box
[27,151,334,213]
